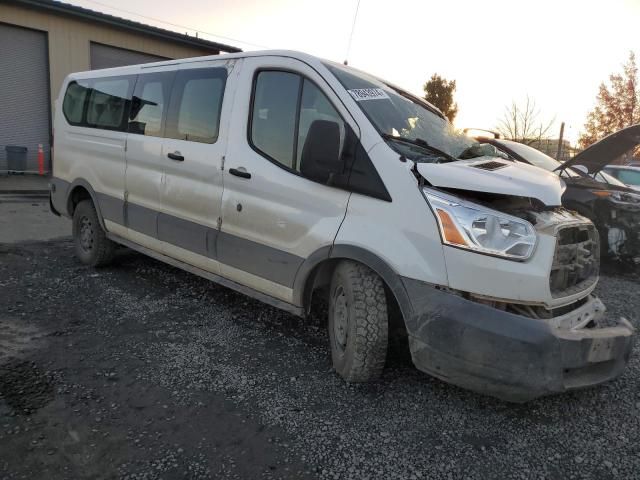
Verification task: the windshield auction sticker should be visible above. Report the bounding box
[347,88,390,101]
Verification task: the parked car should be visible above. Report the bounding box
[474,129,640,263]
[50,50,634,402]
[602,164,640,192]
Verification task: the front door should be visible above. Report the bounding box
[220,56,356,303]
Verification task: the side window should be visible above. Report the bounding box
[250,71,345,172]
[129,72,174,137]
[250,71,301,168]
[165,67,227,144]
[618,169,640,185]
[297,80,345,166]
[62,81,91,125]
[86,77,132,130]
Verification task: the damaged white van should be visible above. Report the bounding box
[50,50,635,402]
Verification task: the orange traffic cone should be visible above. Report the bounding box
[38,144,44,175]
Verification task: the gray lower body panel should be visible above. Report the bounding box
[157,213,215,258]
[126,202,157,238]
[98,192,125,225]
[49,177,304,289]
[217,232,303,288]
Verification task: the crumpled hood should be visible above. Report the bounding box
[417,157,564,206]
[558,124,640,174]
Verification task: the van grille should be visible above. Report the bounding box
[549,225,599,298]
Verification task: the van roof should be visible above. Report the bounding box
[68,50,328,79]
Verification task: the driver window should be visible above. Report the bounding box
[250,71,346,173]
[296,80,345,167]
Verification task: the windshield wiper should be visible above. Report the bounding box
[381,134,457,162]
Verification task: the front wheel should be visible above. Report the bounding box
[328,261,388,382]
[72,199,116,267]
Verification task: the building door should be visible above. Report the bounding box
[0,23,51,173]
[90,42,168,70]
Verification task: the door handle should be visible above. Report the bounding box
[229,167,251,179]
[168,151,184,161]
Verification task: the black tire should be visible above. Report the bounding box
[72,199,115,267]
[328,261,388,382]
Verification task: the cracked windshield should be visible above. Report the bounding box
[327,63,488,161]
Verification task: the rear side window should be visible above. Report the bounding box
[86,78,131,130]
[62,76,133,131]
[62,81,91,125]
[165,67,227,144]
[129,72,174,137]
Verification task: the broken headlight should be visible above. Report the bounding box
[424,188,537,261]
[612,191,640,205]
[593,190,640,205]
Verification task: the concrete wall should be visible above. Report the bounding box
[0,2,218,111]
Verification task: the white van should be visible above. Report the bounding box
[50,50,634,402]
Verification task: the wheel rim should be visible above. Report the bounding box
[332,285,349,353]
[79,216,94,252]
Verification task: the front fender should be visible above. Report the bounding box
[292,244,416,329]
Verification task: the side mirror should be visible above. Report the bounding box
[300,120,343,184]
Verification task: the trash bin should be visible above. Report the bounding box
[5,145,27,174]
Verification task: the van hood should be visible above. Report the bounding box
[417,157,564,206]
[558,124,640,174]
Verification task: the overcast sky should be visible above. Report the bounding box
[70,0,640,143]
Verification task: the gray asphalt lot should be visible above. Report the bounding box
[0,198,70,243]
[1,200,639,479]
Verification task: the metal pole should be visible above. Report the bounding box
[556,122,565,160]
[344,0,361,65]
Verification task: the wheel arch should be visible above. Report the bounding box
[66,179,107,230]
[294,244,415,326]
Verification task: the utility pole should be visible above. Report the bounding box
[556,122,565,160]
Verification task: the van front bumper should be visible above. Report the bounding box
[401,278,635,402]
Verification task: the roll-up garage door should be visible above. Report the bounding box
[0,23,51,173]
[90,42,168,70]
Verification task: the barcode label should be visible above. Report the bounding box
[347,88,390,101]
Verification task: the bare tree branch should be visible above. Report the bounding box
[496,95,554,145]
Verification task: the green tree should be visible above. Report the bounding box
[423,74,458,122]
[579,51,639,149]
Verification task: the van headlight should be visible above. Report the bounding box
[424,189,537,261]
[593,190,640,204]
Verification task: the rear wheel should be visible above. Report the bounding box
[328,261,388,382]
[72,199,115,267]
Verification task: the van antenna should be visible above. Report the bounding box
[344,0,361,66]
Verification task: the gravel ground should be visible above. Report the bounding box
[1,234,639,479]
